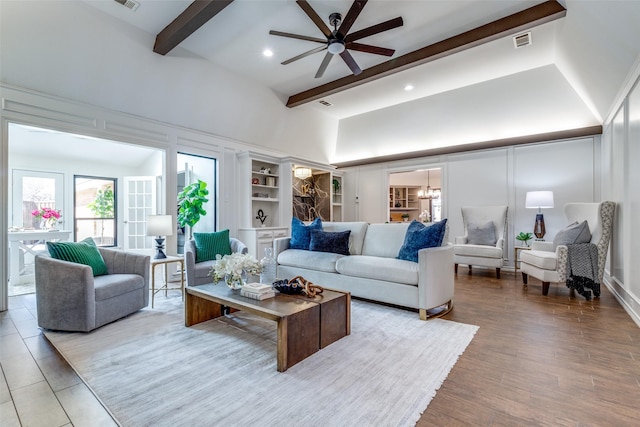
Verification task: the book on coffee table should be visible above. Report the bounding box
[240,288,276,300]
[243,282,273,294]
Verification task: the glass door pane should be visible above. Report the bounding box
[123,176,156,250]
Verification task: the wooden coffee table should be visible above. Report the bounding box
[185,283,350,372]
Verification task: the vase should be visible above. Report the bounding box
[225,270,247,290]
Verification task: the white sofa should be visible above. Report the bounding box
[274,222,454,320]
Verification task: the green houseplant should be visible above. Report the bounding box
[177,180,209,238]
[515,232,533,247]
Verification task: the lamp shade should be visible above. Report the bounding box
[146,215,174,237]
[525,191,554,209]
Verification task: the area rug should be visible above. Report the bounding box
[45,297,478,427]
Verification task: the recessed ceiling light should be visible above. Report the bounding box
[404,84,414,91]
[263,49,274,57]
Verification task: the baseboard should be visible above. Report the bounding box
[603,274,640,328]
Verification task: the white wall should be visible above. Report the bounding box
[341,136,598,269]
[600,74,640,326]
[0,0,336,164]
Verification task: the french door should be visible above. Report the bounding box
[123,176,157,251]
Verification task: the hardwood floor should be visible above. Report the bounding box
[2,269,639,426]
[420,267,640,426]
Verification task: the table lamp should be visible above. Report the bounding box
[146,215,173,259]
[525,191,554,240]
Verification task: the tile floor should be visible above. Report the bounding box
[0,293,119,427]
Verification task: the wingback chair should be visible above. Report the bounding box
[520,201,615,296]
[35,248,149,332]
[454,205,508,278]
[184,237,248,287]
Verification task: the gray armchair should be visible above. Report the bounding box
[35,248,149,332]
[184,238,248,287]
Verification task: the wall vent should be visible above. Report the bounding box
[513,32,532,48]
[114,0,140,11]
[318,100,333,107]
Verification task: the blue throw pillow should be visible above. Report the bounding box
[397,219,448,263]
[309,230,351,255]
[289,217,322,250]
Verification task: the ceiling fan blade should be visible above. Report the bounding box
[296,0,332,38]
[346,42,395,56]
[339,50,362,76]
[315,52,333,78]
[337,0,367,39]
[282,45,327,65]
[269,30,326,44]
[344,16,403,42]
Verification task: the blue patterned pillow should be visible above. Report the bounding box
[290,217,322,250]
[397,219,448,263]
[309,230,351,255]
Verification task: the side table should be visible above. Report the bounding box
[514,246,531,275]
[150,256,185,308]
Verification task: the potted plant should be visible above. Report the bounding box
[177,180,209,239]
[516,232,533,247]
[401,213,410,222]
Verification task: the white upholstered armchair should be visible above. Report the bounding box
[454,205,508,279]
[520,201,615,297]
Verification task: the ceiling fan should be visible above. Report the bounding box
[269,0,403,78]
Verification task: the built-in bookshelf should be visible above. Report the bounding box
[389,185,420,222]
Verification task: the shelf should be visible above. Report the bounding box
[252,171,278,177]
[252,197,278,202]
[390,208,419,211]
[252,184,278,189]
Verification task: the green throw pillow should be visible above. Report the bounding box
[194,230,232,263]
[47,237,108,276]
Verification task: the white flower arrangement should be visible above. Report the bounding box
[418,209,431,222]
[210,253,262,285]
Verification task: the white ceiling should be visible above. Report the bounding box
[81,0,567,119]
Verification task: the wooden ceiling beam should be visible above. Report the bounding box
[286,0,566,107]
[154,0,234,55]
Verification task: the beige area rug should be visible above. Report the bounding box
[45,297,478,427]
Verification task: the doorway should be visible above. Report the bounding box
[6,123,164,296]
[388,168,442,223]
[177,152,217,254]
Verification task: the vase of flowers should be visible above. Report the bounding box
[418,209,431,223]
[31,207,61,230]
[210,253,262,290]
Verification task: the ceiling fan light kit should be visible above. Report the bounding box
[269,0,403,78]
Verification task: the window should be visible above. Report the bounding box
[74,176,117,246]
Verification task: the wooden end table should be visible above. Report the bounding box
[514,246,531,275]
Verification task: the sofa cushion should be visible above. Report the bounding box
[336,255,419,285]
[361,223,410,258]
[466,221,496,246]
[194,230,232,262]
[309,230,351,255]
[322,222,368,255]
[520,249,557,270]
[94,273,145,301]
[553,220,591,250]
[290,217,322,250]
[453,244,503,258]
[277,249,344,273]
[47,237,108,276]
[397,220,448,263]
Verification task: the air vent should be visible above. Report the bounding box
[318,100,333,107]
[114,0,140,11]
[513,32,532,48]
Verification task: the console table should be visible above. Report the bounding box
[8,230,72,284]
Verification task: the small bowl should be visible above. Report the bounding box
[272,278,305,295]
